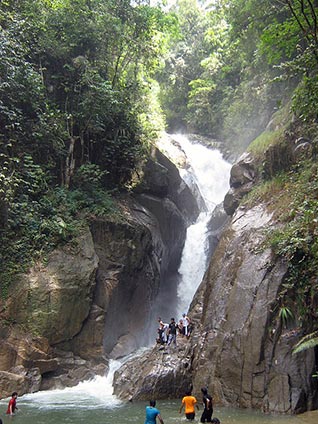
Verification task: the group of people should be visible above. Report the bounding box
[179,387,218,423]
[157,313,192,347]
[4,388,220,423]
[145,387,221,424]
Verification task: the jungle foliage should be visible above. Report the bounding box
[158,0,318,152]
[0,0,175,295]
[1,0,318,351]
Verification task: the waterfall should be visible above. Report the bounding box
[13,134,231,412]
[169,134,231,318]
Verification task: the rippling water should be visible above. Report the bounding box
[1,394,317,424]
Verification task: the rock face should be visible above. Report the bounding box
[0,229,106,393]
[5,229,99,345]
[189,203,317,414]
[0,148,199,397]
[113,202,318,413]
[223,152,256,215]
[113,338,193,400]
[206,203,229,262]
[134,146,200,226]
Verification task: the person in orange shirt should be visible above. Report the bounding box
[179,391,199,421]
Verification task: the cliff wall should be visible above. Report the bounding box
[0,148,199,396]
[112,131,318,414]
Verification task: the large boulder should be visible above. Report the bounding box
[223,152,256,216]
[81,207,163,358]
[134,146,200,225]
[113,338,193,400]
[5,229,98,344]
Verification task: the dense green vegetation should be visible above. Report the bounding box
[1,0,318,354]
[159,0,318,152]
[0,0,174,295]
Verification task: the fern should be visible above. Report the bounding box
[292,330,318,354]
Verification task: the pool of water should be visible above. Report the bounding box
[1,381,317,424]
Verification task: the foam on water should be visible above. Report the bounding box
[20,360,124,410]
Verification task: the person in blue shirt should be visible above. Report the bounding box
[145,400,164,424]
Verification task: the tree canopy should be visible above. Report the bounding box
[1,0,318,309]
[158,0,318,150]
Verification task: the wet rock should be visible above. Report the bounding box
[113,339,193,400]
[134,146,200,225]
[0,366,42,396]
[40,351,108,391]
[135,195,186,273]
[223,153,257,215]
[229,152,255,188]
[206,203,229,261]
[0,370,30,396]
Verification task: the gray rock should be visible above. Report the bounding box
[5,228,98,345]
[113,340,193,400]
[223,153,257,215]
[189,204,317,413]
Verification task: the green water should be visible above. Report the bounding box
[0,361,316,424]
[1,395,317,424]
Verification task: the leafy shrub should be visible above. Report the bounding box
[268,162,318,327]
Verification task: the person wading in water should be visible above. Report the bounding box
[200,387,213,423]
[144,400,164,424]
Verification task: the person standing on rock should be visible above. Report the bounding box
[6,392,18,415]
[167,317,177,349]
[145,400,164,424]
[157,317,169,344]
[200,387,213,423]
[179,390,199,421]
[181,313,190,338]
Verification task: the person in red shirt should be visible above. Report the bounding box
[6,392,18,415]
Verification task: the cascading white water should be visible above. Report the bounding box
[20,359,124,409]
[171,134,232,318]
